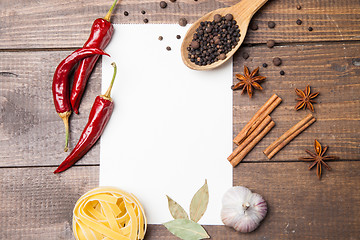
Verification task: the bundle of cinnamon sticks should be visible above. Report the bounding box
[228,94,281,167]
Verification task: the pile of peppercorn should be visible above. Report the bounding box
[187,14,240,66]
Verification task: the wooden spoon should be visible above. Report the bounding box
[181,0,268,70]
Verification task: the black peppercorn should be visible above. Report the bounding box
[268,21,276,28]
[273,57,282,66]
[263,63,268,68]
[308,26,313,31]
[141,10,146,14]
[266,40,275,48]
[166,46,171,51]
[296,19,302,25]
[250,22,258,30]
[242,52,249,60]
[176,35,181,39]
[179,18,188,27]
[280,70,285,75]
[160,1,167,8]
[143,18,149,23]
[124,11,129,16]
[158,36,163,41]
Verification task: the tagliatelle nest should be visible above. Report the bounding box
[73,187,147,240]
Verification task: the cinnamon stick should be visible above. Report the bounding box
[264,114,316,159]
[228,115,272,161]
[233,94,281,145]
[230,120,275,167]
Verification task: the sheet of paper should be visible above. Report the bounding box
[100,24,232,225]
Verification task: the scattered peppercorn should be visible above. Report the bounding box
[296,5,301,10]
[266,40,275,48]
[268,21,276,28]
[308,26,313,31]
[166,46,171,51]
[273,57,282,66]
[242,52,249,60]
[170,0,176,2]
[263,63,268,68]
[296,19,302,25]
[124,11,129,16]
[179,18,188,27]
[280,70,285,75]
[141,10,146,14]
[250,22,258,30]
[176,35,181,39]
[158,36,163,41]
[160,1,167,8]
[187,14,240,66]
[143,18,149,23]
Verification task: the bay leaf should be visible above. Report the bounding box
[190,179,209,223]
[167,195,189,220]
[163,219,210,240]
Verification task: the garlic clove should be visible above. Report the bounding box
[221,186,267,233]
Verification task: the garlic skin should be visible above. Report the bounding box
[221,186,267,233]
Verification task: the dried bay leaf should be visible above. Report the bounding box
[190,180,209,223]
[163,219,210,240]
[167,195,189,220]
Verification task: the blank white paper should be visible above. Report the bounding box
[100,24,232,225]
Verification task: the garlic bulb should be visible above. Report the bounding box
[221,186,267,233]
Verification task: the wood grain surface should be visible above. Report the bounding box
[0,0,359,49]
[0,0,359,239]
[0,163,359,239]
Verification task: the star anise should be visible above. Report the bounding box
[299,139,339,180]
[232,66,266,98]
[295,85,319,112]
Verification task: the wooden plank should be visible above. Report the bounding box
[0,42,359,167]
[0,0,359,49]
[232,41,360,162]
[0,163,359,239]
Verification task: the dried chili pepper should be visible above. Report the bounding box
[54,62,117,173]
[70,0,118,114]
[52,47,109,152]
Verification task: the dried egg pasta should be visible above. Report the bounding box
[73,187,147,240]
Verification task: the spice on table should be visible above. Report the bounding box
[308,26,313,31]
[262,63,268,68]
[143,18,149,23]
[295,85,319,112]
[242,52,249,59]
[170,0,176,2]
[166,46,171,51]
[141,10,146,14]
[267,21,276,28]
[266,40,275,48]
[273,57,282,66]
[124,11,129,16]
[250,22,258,30]
[187,14,240,66]
[233,94,282,145]
[179,18,188,27]
[228,115,275,167]
[176,35,181,39]
[296,19,302,25]
[300,139,339,180]
[163,180,210,240]
[296,5,302,10]
[280,70,285,75]
[232,66,266,98]
[221,186,267,233]
[158,36,163,41]
[70,0,118,115]
[264,114,316,159]
[54,62,117,173]
[160,1,167,8]
[52,48,109,152]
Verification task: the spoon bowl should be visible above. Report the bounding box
[181,0,268,70]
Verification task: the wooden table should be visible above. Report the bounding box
[1,0,359,239]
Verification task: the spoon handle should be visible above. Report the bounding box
[233,0,268,20]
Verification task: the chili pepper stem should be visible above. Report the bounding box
[104,0,119,22]
[58,111,71,152]
[103,62,117,99]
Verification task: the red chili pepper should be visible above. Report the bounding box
[70,0,118,114]
[52,47,110,152]
[54,62,117,174]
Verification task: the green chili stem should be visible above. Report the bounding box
[104,62,117,98]
[104,0,119,22]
